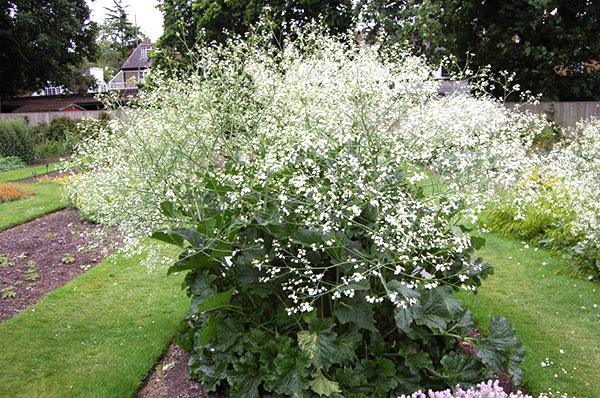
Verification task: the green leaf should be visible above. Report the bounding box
[297,321,338,369]
[292,228,324,246]
[394,305,414,333]
[151,230,184,246]
[414,287,464,332]
[476,316,525,385]
[198,315,217,345]
[196,289,234,314]
[159,201,176,218]
[335,298,377,332]
[168,251,220,275]
[470,235,486,250]
[441,352,489,386]
[265,338,310,397]
[228,352,262,398]
[405,350,432,375]
[309,370,342,397]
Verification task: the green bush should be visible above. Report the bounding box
[71,29,531,397]
[0,119,35,162]
[0,156,25,172]
[33,117,109,159]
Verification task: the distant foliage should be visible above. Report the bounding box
[0,119,34,163]
[0,156,25,172]
[359,0,600,101]
[484,119,600,280]
[32,116,109,159]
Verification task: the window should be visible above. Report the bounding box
[140,45,151,59]
[44,86,63,96]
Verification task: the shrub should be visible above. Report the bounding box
[0,119,34,162]
[33,117,109,159]
[0,156,25,172]
[485,118,600,280]
[70,28,549,396]
[0,183,28,203]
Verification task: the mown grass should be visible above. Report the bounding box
[0,161,64,183]
[0,182,68,230]
[0,246,189,398]
[459,233,600,398]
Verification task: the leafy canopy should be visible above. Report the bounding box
[0,0,97,98]
[360,0,600,100]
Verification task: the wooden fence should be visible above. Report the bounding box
[0,110,115,126]
[505,102,600,127]
[1,102,599,128]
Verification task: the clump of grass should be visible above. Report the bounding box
[0,255,13,268]
[25,260,39,282]
[1,286,16,299]
[0,183,28,203]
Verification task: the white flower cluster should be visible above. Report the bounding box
[69,29,547,313]
[503,118,600,266]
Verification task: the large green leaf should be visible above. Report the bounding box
[265,339,311,397]
[440,352,489,386]
[335,298,377,332]
[476,316,525,385]
[297,321,338,369]
[309,370,341,397]
[150,230,184,246]
[196,289,234,314]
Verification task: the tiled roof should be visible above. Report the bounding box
[1,95,103,113]
[121,42,153,70]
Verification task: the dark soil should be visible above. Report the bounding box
[137,343,221,398]
[0,209,119,321]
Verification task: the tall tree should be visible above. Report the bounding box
[0,0,97,99]
[155,0,354,68]
[360,0,600,100]
[95,0,148,79]
[99,0,148,61]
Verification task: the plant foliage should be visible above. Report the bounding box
[70,27,544,396]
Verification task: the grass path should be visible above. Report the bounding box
[0,246,188,398]
[0,183,68,230]
[0,161,64,183]
[459,233,600,397]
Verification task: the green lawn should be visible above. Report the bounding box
[0,161,64,183]
[0,182,68,230]
[459,233,600,398]
[0,246,189,398]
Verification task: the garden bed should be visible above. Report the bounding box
[137,343,219,398]
[0,209,119,320]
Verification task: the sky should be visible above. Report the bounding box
[87,0,164,42]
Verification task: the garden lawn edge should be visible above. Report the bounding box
[459,232,600,398]
[0,182,68,230]
[0,243,189,398]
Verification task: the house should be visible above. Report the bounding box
[109,42,153,90]
[83,67,109,93]
[33,66,108,97]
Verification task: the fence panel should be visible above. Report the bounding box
[0,110,115,126]
[505,102,600,127]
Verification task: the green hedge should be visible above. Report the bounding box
[0,119,34,162]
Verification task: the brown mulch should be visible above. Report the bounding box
[137,343,222,398]
[0,209,119,321]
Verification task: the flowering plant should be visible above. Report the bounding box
[68,28,544,396]
[485,118,600,280]
[399,379,567,398]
